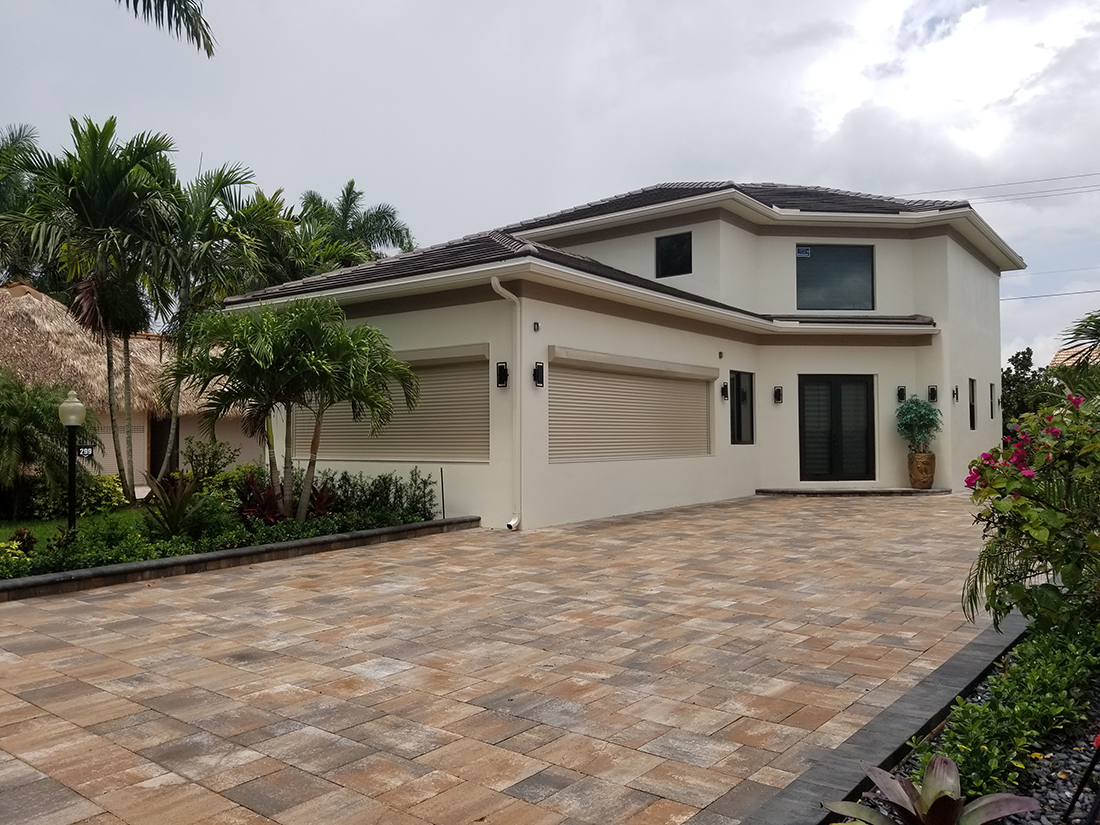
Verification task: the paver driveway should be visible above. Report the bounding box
[0,493,990,825]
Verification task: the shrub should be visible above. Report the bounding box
[29,473,128,520]
[964,393,1100,632]
[202,461,265,503]
[915,625,1100,795]
[143,474,204,539]
[181,436,240,482]
[896,395,943,453]
[0,540,31,579]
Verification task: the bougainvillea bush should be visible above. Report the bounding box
[964,392,1100,632]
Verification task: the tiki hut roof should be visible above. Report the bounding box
[0,282,204,417]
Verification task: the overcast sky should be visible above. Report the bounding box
[4,0,1099,366]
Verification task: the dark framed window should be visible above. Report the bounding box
[969,378,977,430]
[730,371,754,444]
[990,383,995,419]
[796,244,874,310]
[656,232,692,278]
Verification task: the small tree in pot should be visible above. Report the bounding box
[896,395,943,489]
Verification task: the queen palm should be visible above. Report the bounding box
[300,180,415,267]
[13,117,177,501]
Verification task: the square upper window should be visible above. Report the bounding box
[796,244,874,310]
[656,232,692,278]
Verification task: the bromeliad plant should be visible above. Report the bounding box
[825,756,1038,825]
[963,392,1100,632]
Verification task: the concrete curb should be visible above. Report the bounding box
[737,612,1030,825]
[0,516,481,602]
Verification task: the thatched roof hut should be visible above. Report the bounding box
[0,282,202,416]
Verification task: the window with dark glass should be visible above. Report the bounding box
[656,232,692,278]
[796,244,874,310]
[730,371,754,444]
[968,378,977,430]
[990,383,996,419]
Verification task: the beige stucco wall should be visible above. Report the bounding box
[177,416,265,468]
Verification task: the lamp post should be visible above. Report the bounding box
[58,391,86,532]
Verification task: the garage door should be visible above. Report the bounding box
[549,366,711,462]
[294,359,490,462]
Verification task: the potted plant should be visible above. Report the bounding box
[896,395,943,489]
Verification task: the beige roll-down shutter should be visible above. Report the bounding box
[90,415,147,479]
[293,360,490,462]
[549,366,711,463]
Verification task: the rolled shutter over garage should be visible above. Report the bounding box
[547,347,715,463]
[90,415,147,480]
[294,358,490,463]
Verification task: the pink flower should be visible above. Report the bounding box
[1069,394,1084,409]
[1021,468,1035,478]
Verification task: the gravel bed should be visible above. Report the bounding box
[863,675,1100,824]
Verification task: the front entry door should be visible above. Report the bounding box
[798,375,875,481]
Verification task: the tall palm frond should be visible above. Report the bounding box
[116,0,215,56]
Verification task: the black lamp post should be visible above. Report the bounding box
[58,391,86,532]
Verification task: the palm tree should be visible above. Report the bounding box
[13,117,177,501]
[173,299,418,521]
[0,124,50,285]
[291,305,418,521]
[301,180,415,267]
[114,0,215,56]
[149,163,261,479]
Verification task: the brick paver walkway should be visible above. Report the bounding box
[0,494,989,825]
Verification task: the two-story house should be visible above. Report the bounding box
[226,182,1024,528]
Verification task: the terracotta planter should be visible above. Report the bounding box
[908,452,936,489]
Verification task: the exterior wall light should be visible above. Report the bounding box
[773,386,783,404]
[928,385,938,403]
[496,362,509,388]
[721,382,729,401]
[897,386,906,403]
[533,362,544,387]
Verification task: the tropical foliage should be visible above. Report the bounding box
[171,299,418,521]
[824,755,1038,824]
[301,179,415,265]
[0,369,99,520]
[999,348,1057,434]
[114,0,215,56]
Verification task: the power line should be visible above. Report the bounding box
[1002,265,1100,279]
[900,171,1100,197]
[1001,288,1100,302]
[971,184,1100,204]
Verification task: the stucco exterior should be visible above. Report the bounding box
[246,183,1023,529]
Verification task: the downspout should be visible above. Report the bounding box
[491,276,522,530]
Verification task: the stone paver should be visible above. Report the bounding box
[0,494,989,824]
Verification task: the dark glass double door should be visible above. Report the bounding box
[798,375,875,481]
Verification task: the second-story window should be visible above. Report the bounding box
[656,232,692,278]
[796,244,874,310]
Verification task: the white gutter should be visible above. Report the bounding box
[490,276,522,531]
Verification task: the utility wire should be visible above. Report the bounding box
[971,185,1100,204]
[1001,288,1100,302]
[900,172,1100,197]
[1002,265,1100,279]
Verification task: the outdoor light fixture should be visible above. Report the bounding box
[496,362,509,388]
[773,386,783,404]
[953,385,960,402]
[533,362,544,387]
[721,382,729,401]
[533,322,540,332]
[928,385,938,402]
[897,386,906,403]
[58,391,86,532]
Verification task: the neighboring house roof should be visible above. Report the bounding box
[501,182,969,233]
[0,282,205,416]
[1049,345,1097,368]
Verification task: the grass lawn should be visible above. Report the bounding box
[1,507,145,545]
